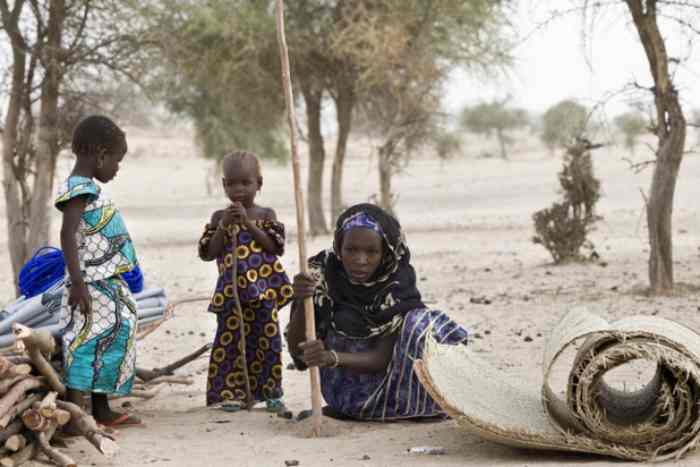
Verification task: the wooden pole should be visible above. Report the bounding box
[229,225,253,409]
[55,400,118,458]
[135,343,212,382]
[275,0,323,437]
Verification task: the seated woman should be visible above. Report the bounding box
[287,203,469,421]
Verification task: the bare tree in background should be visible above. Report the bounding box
[535,0,696,292]
[365,85,439,215]
[569,0,695,292]
[622,0,694,293]
[0,0,153,293]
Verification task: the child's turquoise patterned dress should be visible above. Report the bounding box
[55,176,138,395]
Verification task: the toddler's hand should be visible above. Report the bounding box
[220,208,237,229]
[228,202,248,224]
[293,273,315,300]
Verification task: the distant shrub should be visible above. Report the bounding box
[532,138,602,263]
[434,130,462,161]
[460,100,529,160]
[541,100,588,152]
[614,112,648,154]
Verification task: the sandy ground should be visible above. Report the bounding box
[2,127,700,466]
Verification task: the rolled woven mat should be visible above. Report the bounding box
[414,308,700,462]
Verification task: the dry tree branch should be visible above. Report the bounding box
[657,13,700,36]
[657,0,700,10]
[623,157,657,173]
[66,0,90,53]
[518,1,620,49]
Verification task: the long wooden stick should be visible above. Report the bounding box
[12,324,65,395]
[37,423,77,467]
[0,442,35,467]
[135,343,211,382]
[152,343,212,376]
[0,420,23,444]
[55,401,118,458]
[275,0,323,437]
[0,394,40,429]
[0,379,43,423]
[229,225,253,409]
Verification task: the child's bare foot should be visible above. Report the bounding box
[92,393,142,427]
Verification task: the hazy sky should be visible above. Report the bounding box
[1,1,698,122]
[445,1,700,117]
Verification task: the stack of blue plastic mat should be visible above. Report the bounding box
[0,283,170,348]
[0,248,168,348]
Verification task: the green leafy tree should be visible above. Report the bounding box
[460,100,528,160]
[148,0,352,234]
[541,99,589,152]
[332,0,512,213]
[148,1,286,163]
[614,111,648,154]
[1,0,154,292]
[148,0,512,231]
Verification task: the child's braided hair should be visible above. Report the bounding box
[71,115,127,158]
[222,150,261,178]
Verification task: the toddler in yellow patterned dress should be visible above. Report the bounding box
[199,151,294,413]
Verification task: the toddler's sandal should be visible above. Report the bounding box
[266,399,293,419]
[218,401,244,413]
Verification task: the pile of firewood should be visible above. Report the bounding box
[0,323,117,467]
[0,315,210,467]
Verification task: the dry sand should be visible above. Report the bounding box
[2,128,700,466]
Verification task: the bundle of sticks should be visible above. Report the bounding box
[0,321,211,467]
[0,323,117,467]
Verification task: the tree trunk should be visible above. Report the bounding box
[646,133,684,293]
[378,151,394,216]
[496,128,508,160]
[377,140,397,216]
[625,0,687,294]
[27,0,66,255]
[301,82,328,235]
[0,0,30,294]
[55,400,118,457]
[330,85,355,220]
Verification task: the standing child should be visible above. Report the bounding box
[56,115,141,427]
[199,151,294,413]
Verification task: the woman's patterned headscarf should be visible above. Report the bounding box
[308,203,425,339]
